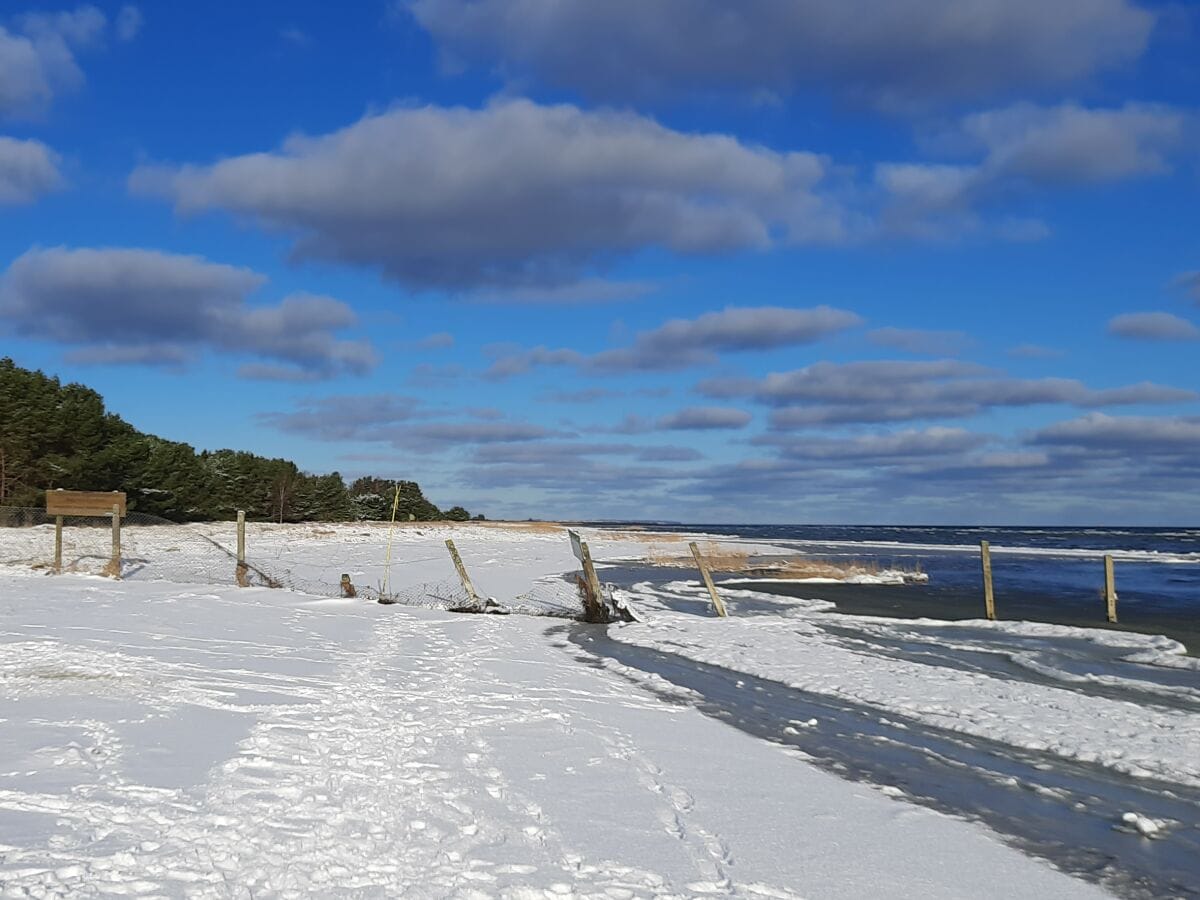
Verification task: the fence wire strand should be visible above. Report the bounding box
[0,507,588,620]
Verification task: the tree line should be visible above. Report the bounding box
[0,358,476,523]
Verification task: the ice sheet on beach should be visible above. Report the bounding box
[614,579,1200,788]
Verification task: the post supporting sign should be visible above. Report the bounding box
[45,490,127,578]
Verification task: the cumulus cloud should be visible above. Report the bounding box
[130,99,846,292]
[879,103,1186,236]
[696,359,1196,427]
[0,5,110,117]
[0,246,376,378]
[1108,311,1200,341]
[0,136,63,203]
[487,305,859,378]
[406,0,1153,109]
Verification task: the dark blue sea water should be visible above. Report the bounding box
[602,524,1200,648]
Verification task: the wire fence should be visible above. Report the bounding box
[0,507,588,619]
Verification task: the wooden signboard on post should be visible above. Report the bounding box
[45,490,127,577]
[46,490,126,518]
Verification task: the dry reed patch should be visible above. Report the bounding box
[647,540,749,571]
[608,530,689,544]
[470,520,565,535]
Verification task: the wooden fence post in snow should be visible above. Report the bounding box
[446,539,481,608]
[107,503,121,579]
[235,510,249,587]
[1104,555,1118,624]
[53,515,63,573]
[577,540,610,623]
[689,541,728,618]
[981,540,995,621]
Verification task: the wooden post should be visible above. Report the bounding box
[980,540,995,621]
[446,539,481,607]
[689,541,728,618]
[578,540,609,623]
[1104,555,1117,623]
[340,573,357,598]
[54,515,63,573]
[108,504,121,579]
[235,510,249,587]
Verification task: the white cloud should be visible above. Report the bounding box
[407,0,1153,109]
[0,135,63,203]
[131,99,846,292]
[1108,311,1200,341]
[697,359,1196,426]
[487,305,860,378]
[0,246,376,378]
[0,5,107,117]
[656,407,752,431]
[878,103,1187,236]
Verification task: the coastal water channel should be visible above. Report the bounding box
[608,524,1200,652]
[582,525,1200,897]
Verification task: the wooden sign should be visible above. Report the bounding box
[46,490,126,518]
[568,528,584,563]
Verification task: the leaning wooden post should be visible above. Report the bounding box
[446,539,481,608]
[980,540,995,621]
[53,515,63,573]
[689,542,728,617]
[109,503,121,579]
[1104,555,1118,623]
[578,540,609,623]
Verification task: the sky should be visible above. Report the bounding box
[1,1,1198,525]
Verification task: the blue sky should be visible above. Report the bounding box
[1,1,1198,524]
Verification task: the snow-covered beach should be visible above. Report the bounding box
[2,521,1197,897]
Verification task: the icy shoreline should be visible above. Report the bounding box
[3,522,1196,895]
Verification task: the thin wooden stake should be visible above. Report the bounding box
[1104,554,1118,623]
[382,485,402,595]
[981,540,995,621]
[689,541,728,618]
[446,539,481,607]
[54,515,63,573]
[578,540,609,623]
[108,503,121,579]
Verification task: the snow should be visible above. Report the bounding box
[0,521,1158,896]
[614,580,1200,788]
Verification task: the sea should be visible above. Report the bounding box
[600,524,1200,652]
